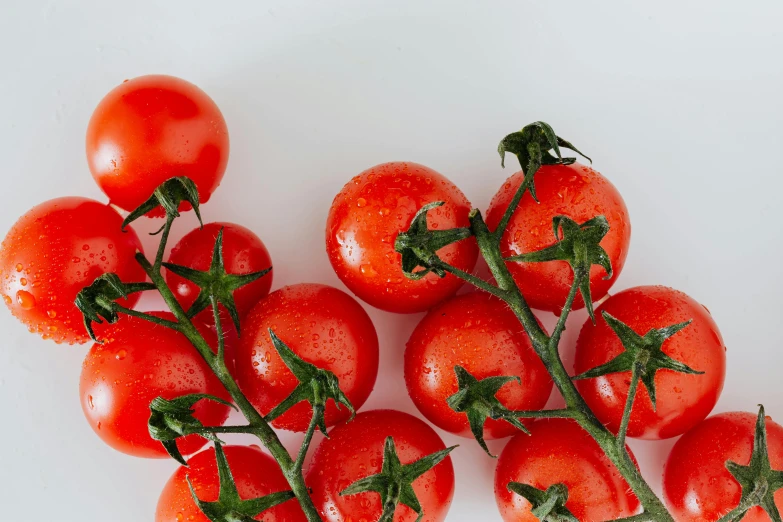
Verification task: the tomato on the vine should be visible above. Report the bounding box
[573,285,726,440]
[86,75,229,214]
[0,197,145,345]
[485,163,630,314]
[326,162,478,314]
[495,419,641,521]
[156,445,306,522]
[79,313,233,458]
[663,411,783,521]
[405,292,552,440]
[235,283,378,432]
[306,409,455,522]
[165,222,273,318]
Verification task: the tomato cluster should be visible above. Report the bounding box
[1,74,780,522]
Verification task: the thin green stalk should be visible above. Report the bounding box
[434,260,509,300]
[550,273,581,346]
[505,408,574,419]
[617,365,641,450]
[491,172,533,243]
[295,404,323,470]
[111,304,181,330]
[153,215,175,271]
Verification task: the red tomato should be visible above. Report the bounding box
[306,409,455,522]
[495,419,641,521]
[326,162,478,314]
[79,313,233,458]
[663,411,783,521]
[86,75,229,214]
[573,286,726,440]
[235,283,379,432]
[405,292,552,439]
[166,222,273,318]
[0,197,145,345]
[156,445,306,522]
[485,163,630,314]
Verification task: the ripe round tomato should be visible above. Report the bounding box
[156,445,306,522]
[573,285,726,440]
[235,283,379,432]
[79,313,233,458]
[663,411,783,521]
[306,409,455,522]
[326,162,478,314]
[0,197,145,345]
[495,418,641,521]
[405,292,552,440]
[165,222,273,318]
[485,163,630,314]
[86,75,229,214]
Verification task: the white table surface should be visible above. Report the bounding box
[1,1,782,520]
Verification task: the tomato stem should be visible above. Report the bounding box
[110,303,182,330]
[617,365,641,450]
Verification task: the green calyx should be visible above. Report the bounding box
[340,436,457,522]
[163,228,271,334]
[507,482,577,522]
[573,311,699,409]
[446,366,529,457]
[122,176,203,230]
[263,330,354,435]
[394,201,474,280]
[74,273,155,341]
[188,442,296,522]
[506,215,612,321]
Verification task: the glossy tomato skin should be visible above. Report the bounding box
[79,313,233,458]
[663,412,783,521]
[495,419,641,521]
[485,163,630,314]
[166,222,273,317]
[405,292,552,439]
[326,162,478,314]
[574,286,726,440]
[156,445,306,522]
[0,197,145,344]
[86,75,229,214]
[307,410,455,522]
[235,284,379,432]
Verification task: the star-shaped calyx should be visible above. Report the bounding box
[341,436,457,522]
[573,311,700,410]
[507,483,578,522]
[123,176,203,230]
[163,228,271,334]
[188,442,296,522]
[263,330,354,434]
[446,366,528,457]
[721,405,783,522]
[506,215,612,321]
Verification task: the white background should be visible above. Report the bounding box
[1,1,782,521]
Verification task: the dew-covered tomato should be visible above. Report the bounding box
[165,222,273,318]
[0,197,145,344]
[663,411,783,521]
[86,75,229,214]
[405,292,552,440]
[495,419,641,521]
[235,284,379,432]
[326,162,478,314]
[306,410,455,522]
[574,286,726,440]
[79,313,233,458]
[485,163,630,314]
[156,445,306,522]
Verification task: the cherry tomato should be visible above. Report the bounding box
[573,285,726,440]
[326,162,478,314]
[405,292,552,439]
[663,411,783,521]
[306,409,455,522]
[0,197,145,345]
[235,283,379,432]
[86,75,229,214]
[156,445,306,522]
[79,313,233,458]
[495,418,641,521]
[165,222,273,318]
[485,163,630,314]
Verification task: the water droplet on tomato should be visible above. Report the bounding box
[360,264,377,276]
[356,197,367,207]
[16,290,35,309]
[82,244,90,251]
[15,263,23,272]
[19,278,27,286]
[2,295,11,305]
[115,349,127,360]
[88,395,95,409]
[47,310,57,318]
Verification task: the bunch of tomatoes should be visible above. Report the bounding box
[1,74,781,522]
